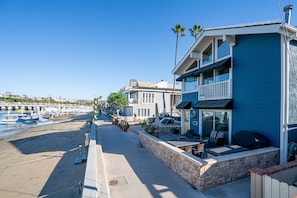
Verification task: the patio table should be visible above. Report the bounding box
[167,140,200,147]
[167,140,200,152]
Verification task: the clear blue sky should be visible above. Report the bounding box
[0,0,296,100]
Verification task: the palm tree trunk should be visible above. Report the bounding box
[171,34,179,116]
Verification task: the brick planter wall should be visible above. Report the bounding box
[139,131,280,190]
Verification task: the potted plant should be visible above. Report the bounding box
[112,115,119,125]
[123,122,129,132]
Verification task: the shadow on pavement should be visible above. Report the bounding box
[9,114,92,197]
[97,115,201,198]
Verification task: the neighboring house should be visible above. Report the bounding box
[119,79,181,120]
[173,19,297,163]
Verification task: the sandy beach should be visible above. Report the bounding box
[0,113,92,198]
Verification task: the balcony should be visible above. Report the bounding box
[128,98,138,104]
[198,80,231,100]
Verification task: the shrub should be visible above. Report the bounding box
[144,125,156,135]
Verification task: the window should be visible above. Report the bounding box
[215,67,229,82]
[201,111,230,143]
[152,94,154,103]
[202,67,229,85]
[202,43,213,65]
[184,77,198,92]
[186,61,198,71]
[217,39,230,60]
[202,70,214,85]
[142,92,154,104]
[142,93,145,103]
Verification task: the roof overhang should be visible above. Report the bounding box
[176,57,231,81]
[193,99,233,109]
[176,101,192,109]
[172,21,297,75]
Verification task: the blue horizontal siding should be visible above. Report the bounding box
[182,92,198,103]
[232,33,281,147]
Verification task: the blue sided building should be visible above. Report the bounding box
[173,21,297,163]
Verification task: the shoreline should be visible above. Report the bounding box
[0,113,92,198]
[0,113,90,140]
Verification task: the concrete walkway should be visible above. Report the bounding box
[96,114,250,198]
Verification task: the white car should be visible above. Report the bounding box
[159,117,180,126]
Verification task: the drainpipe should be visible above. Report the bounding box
[284,5,293,24]
[280,35,289,164]
[280,5,293,164]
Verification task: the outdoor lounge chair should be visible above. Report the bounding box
[207,130,226,147]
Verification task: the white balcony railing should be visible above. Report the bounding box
[198,80,231,100]
[128,98,138,104]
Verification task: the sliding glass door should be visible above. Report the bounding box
[201,110,230,143]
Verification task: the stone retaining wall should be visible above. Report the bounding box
[139,131,280,190]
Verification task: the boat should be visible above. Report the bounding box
[0,113,26,125]
[16,111,39,124]
[17,116,39,124]
[1,111,40,125]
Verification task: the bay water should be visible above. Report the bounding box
[0,110,54,139]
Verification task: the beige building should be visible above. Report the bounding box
[119,79,181,120]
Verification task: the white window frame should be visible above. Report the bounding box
[201,42,214,67]
[198,109,232,144]
[182,76,199,94]
[215,38,231,62]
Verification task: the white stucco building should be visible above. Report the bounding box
[119,79,181,120]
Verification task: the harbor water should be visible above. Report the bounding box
[0,110,54,139]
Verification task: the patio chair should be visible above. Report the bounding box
[207,131,226,147]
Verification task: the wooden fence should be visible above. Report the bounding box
[263,175,297,198]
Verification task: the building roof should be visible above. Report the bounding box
[119,79,181,93]
[172,21,297,75]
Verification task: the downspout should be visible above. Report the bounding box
[280,5,293,164]
[280,34,289,164]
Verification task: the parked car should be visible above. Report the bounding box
[170,116,181,121]
[146,117,155,125]
[160,117,180,126]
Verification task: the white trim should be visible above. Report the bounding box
[280,35,289,164]
[181,110,185,134]
[201,42,214,67]
[190,52,200,59]
[199,109,232,144]
[215,38,232,62]
[173,22,286,74]
[223,35,236,47]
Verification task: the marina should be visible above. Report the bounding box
[0,104,92,138]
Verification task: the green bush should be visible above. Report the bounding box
[144,125,156,135]
[140,121,146,128]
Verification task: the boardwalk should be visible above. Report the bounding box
[96,114,250,198]
[97,115,206,198]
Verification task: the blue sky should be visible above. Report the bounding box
[0,0,296,100]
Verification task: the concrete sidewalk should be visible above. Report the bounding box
[96,115,250,198]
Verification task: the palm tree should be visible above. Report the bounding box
[171,24,186,116]
[189,24,203,40]
[172,24,186,66]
